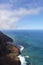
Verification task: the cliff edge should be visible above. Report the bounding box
[0,32,21,65]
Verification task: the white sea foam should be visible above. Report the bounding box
[18,45,27,65]
[18,45,30,65]
[18,55,27,65]
[19,45,24,52]
[25,56,29,58]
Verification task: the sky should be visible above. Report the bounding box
[0,0,43,30]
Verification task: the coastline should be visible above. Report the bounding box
[0,31,21,65]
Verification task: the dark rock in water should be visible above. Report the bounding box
[0,32,21,65]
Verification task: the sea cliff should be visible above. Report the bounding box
[0,32,21,65]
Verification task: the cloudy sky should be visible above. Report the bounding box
[0,0,43,30]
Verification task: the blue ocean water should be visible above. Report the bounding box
[2,30,43,65]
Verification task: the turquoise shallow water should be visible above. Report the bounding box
[2,30,43,65]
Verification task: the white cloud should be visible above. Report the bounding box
[0,3,43,30]
[9,0,18,3]
[0,9,20,30]
[0,4,13,9]
[14,7,43,16]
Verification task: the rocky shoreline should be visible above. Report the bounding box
[0,32,21,65]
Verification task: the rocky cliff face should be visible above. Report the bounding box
[0,32,21,65]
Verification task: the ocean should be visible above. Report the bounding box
[2,30,43,65]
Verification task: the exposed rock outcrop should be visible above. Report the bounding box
[0,32,21,65]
